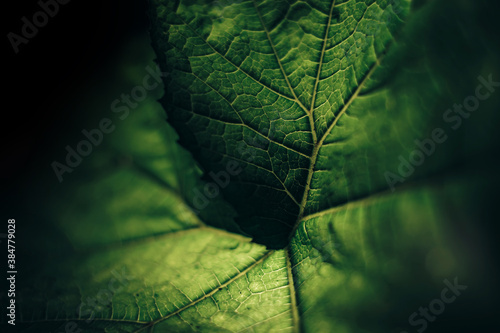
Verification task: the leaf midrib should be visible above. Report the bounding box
[285,246,301,333]
[167,1,389,226]
[78,2,390,331]
[291,54,385,240]
[168,3,387,331]
[308,0,337,144]
[155,0,389,330]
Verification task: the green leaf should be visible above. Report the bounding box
[16,1,500,333]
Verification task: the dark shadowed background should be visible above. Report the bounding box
[2,1,500,332]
